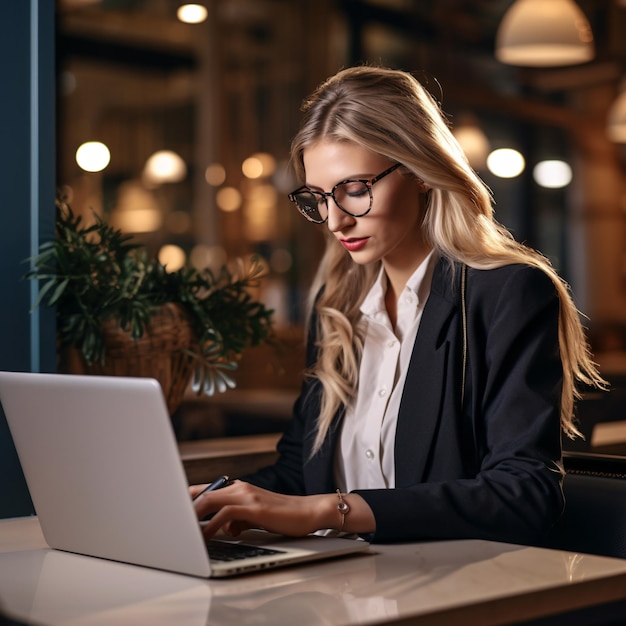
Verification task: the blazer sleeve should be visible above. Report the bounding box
[239,311,322,495]
[355,264,566,545]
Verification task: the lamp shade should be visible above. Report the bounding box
[495,0,594,67]
[607,89,626,143]
[452,115,490,169]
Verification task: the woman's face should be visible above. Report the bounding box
[302,140,428,273]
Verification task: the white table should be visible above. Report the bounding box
[2,516,626,626]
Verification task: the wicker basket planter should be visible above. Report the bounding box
[61,303,196,415]
[28,199,274,414]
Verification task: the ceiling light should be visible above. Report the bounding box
[533,160,573,188]
[486,148,526,178]
[111,181,162,234]
[452,114,491,170]
[75,141,110,173]
[177,4,208,24]
[495,0,594,67]
[143,150,187,184]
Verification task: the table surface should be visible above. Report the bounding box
[2,517,626,626]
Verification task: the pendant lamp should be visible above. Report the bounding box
[607,82,626,143]
[452,114,491,170]
[495,0,594,67]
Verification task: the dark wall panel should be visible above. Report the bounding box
[0,0,56,518]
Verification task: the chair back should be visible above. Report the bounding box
[547,453,626,559]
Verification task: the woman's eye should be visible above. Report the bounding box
[339,182,368,198]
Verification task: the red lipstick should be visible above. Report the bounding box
[340,237,369,252]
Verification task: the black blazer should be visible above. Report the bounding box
[246,257,565,545]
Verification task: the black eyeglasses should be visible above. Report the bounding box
[288,163,401,224]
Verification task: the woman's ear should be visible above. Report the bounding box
[399,165,430,192]
[412,174,429,193]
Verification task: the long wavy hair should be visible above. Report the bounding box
[290,65,605,455]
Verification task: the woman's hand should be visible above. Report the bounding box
[190,480,375,539]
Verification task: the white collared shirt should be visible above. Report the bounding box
[334,250,438,492]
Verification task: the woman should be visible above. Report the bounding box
[192,65,604,545]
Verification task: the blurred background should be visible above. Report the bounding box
[55,0,626,445]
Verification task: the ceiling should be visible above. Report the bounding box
[55,0,626,132]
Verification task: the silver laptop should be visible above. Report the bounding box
[0,371,370,578]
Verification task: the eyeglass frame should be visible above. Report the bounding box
[287,162,402,224]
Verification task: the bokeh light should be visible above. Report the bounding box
[486,148,525,178]
[158,244,186,271]
[270,248,293,274]
[242,153,276,179]
[76,141,110,172]
[216,187,242,212]
[190,244,227,271]
[143,150,187,184]
[176,4,208,24]
[205,163,226,186]
[533,160,573,189]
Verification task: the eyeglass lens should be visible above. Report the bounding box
[292,180,372,223]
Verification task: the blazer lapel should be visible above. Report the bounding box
[394,259,460,487]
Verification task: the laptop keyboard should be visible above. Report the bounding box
[207,540,286,562]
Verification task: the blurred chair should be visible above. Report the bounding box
[546,453,626,559]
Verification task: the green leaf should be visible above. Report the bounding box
[25,195,274,384]
[47,277,70,306]
[30,278,57,312]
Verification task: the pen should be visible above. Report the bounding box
[193,475,230,501]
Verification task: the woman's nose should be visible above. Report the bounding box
[326,201,356,232]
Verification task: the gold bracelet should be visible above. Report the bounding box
[336,489,350,531]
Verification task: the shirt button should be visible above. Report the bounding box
[378,387,387,397]
[387,340,395,348]
[365,449,375,460]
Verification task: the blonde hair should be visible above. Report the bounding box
[290,65,605,454]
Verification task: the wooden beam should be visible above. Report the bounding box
[441,81,585,129]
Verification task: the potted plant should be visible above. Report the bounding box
[26,196,274,415]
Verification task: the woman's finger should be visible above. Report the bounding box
[224,520,252,537]
[189,484,209,499]
[201,504,256,538]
